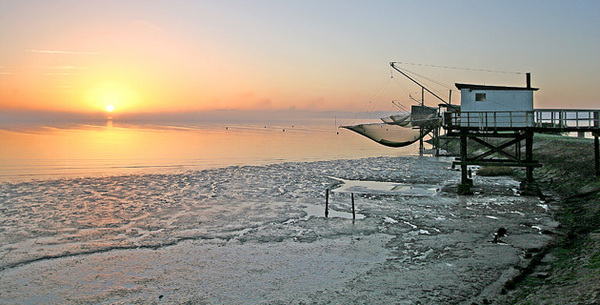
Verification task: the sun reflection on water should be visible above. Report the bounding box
[0,121,418,181]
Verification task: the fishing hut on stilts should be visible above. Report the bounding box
[342,62,600,195]
[446,73,539,194]
[445,73,600,194]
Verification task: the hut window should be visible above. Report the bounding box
[475,93,487,102]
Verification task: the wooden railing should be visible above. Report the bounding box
[444,111,534,129]
[444,109,600,130]
[534,109,600,129]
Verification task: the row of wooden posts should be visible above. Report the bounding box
[324,189,356,220]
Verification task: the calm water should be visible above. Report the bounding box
[0,119,418,181]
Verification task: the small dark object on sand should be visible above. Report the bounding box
[493,227,507,243]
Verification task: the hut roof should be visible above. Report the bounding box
[455,83,539,91]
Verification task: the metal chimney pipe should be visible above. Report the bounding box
[526,72,531,89]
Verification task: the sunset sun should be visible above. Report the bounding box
[87,81,140,113]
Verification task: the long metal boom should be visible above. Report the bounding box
[390,62,450,105]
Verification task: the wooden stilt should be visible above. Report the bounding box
[419,127,424,155]
[526,130,534,182]
[457,130,473,195]
[595,133,599,177]
[595,113,599,177]
[460,130,468,184]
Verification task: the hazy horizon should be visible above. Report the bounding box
[0,108,398,126]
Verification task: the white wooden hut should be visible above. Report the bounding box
[456,73,538,128]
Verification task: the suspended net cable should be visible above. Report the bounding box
[347,76,393,125]
[397,66,453,90]
[393,61,524,75]
[390,61,528,106]
[391,77,414,101]
[390,65,456,106]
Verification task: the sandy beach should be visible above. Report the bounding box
[0,155,558,304]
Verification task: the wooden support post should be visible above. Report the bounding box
[460,131,468,185]
[595,113,599,177]
[516,132,521,161]
[457,130,473,195]
[595,133,600,177]
[351,193,355,220]
[325,189,329,218]
[434,126,440,156]
[519,129,540,196]
[526,130,534,182]
[419,127,424,156]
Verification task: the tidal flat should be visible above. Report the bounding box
[0,156,557,304]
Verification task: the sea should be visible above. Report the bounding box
[0,119,417,181]
[0,119,557,304]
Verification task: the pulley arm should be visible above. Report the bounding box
[390,62,450,105]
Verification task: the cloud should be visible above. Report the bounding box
[0,67,11,75]
[130,20,163,33]
[43,65,86,76]
[26,49,100,55]
[48,65,85,70]
[44,72,72,76]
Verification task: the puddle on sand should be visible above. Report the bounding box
[303,203,366,220]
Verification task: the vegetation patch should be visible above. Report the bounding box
[476,166,514,176]
[587,251,600,270]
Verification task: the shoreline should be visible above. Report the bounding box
[503,134,600,304]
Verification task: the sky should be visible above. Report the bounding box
[1,0,599,118]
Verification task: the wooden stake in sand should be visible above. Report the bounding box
[325,189,329,218]
[351,193,355,220]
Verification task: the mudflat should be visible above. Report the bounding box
[0,156,557,304]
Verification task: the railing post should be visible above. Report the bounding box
[559,111,564,129]
[595,132,600,177]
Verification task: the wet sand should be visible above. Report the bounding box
[0,156,557,304]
